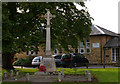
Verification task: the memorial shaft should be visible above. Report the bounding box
[46,26,51,56]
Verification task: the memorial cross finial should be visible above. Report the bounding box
[42,9,56,26]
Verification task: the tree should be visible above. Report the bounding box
[2,2,92,69]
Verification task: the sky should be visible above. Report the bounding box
[76,0,120,33]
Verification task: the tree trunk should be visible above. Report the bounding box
[2,52,14,70]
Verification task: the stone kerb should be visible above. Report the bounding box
[3,72,7,80]
[26,73,30,81]
[3,69,21,81]
[10,70,14,79]
[3,69,91,82]
[85,70,91,81]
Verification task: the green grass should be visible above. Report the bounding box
[2,68,39,76]
[15,68,39,75]
[57,68,119,82]
[2,69,10,76]
[1,68,119,83]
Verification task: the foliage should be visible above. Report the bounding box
[24,56,34,66]
[13,56,34,66]
[2,68,10,77]
[13,58,26,66]
[0,3,1,52]
[2,2,92,54]
[2,2,92,69]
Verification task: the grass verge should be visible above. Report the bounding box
[57,68,118,82]
[2,68,119,83]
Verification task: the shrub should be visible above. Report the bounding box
[24,56,34,66]
[13,58,26,66]
[13,56,34,66]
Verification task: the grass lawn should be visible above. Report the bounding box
[57,68,119,82]
[15,68,39,75]
[1,68,119,84]
[2,68,39,76]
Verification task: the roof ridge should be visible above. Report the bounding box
[94,25,105,34]
[96,25,117,34]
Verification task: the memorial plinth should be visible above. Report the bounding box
[43,56,56,72]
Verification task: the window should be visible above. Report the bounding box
[112,48,114,61]
[26,45,39,56]
[26,51,29,56]
[35,51,38,55]
[54,55,61,59]
[31,50,34,55]
[86,39,91,54]
[80,42,85,54]
[54,49,57,54]
[31,46,34,55]
[112,48,119,62]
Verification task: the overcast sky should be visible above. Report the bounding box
[76,0,120,33]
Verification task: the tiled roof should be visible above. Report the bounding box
[104,37,120,48]
[90,24,118,36]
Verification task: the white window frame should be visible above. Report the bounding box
[35,51,39,55]
[54,49,57,54]
[26,45,39,56]
[111,48,119,63]
[31,50,35,56]
[26,51,29,56]
[80,42,85,54]
[86,39,91,54]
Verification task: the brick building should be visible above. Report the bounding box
[78,25,119,64]
[15,24,120,64]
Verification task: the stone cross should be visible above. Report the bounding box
[41,9,56,56]
[41,9,56,72]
